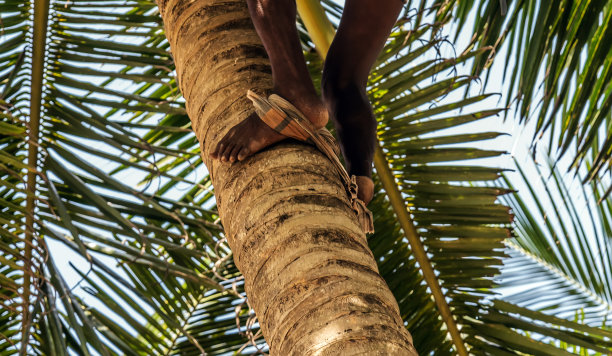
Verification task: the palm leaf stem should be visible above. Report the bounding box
[296,1,468,354]
[296,0,334,58]
[22,0,49,353]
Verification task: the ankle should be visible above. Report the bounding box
[272,85,328,129]
[355,175,374,205]
[272,83,314,102]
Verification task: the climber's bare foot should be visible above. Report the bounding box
[356,175,374,206]
[210,113,284,162]
[210,89,328,163]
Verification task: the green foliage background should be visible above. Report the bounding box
[0,0,610,354]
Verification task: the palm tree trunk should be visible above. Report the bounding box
[157,0,416,354]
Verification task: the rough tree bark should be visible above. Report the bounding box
[157,0,417,354]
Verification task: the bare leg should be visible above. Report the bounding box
[211,0,328,162]
[321,0,403,205]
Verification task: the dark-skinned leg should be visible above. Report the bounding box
[211,0,328,162]
[322,0,403,205]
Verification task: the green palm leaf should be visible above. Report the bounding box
[0,0,242,353]
[434,0,612,192]
[309,1,611,354]
[499,153,612,327]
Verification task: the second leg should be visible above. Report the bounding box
[322,0,403,204]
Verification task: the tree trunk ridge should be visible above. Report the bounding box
[157,0,417,354]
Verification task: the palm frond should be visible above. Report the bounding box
[311,1,510,353]
[0,0,257,353]
[498,153,612,327]
[311,1,612,354]
[463,299,612,355]
[369,23,511,355]
[435,0,612,191]
[0,112,31,355]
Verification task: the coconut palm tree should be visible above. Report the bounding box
[0,0,610,355]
